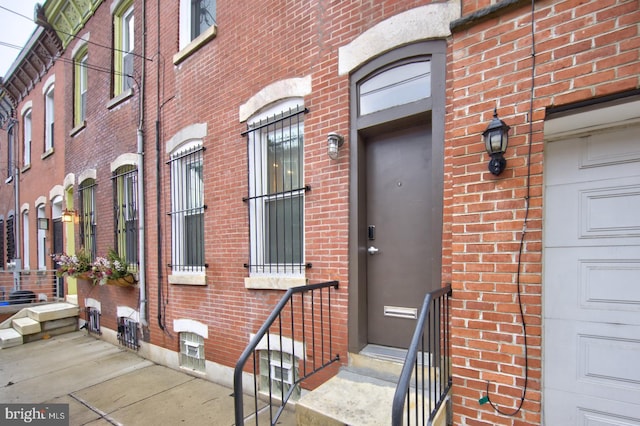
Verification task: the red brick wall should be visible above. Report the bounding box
[61,3,141,323]
[448,0,639,424]
[15,61,66,270]
[144,0,443,370]
[77,278,139,332]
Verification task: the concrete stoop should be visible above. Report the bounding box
[296,369,396,425]
[296,346,451,426]
[0,302,79,349]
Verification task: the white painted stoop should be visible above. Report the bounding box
[0,303,79,349]
[296,346,451,425]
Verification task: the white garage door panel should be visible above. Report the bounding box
[544,247,640,323]
[545,177,640,248]
[545,319,640,404]
[545,388,640,425]
[544,115,640,424]
[545,127,640,185]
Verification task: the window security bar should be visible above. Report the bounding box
[79,180,97,259]
[244,105,308,275]
[112,166,139,270]
[85,307,101,335]
[167,145,205,271]
[118,317,139,350]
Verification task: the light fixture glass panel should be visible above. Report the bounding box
[359,60,431,115]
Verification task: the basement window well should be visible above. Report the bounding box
[259,350,301,401]
[180,332,205,373]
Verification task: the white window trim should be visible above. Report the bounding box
[173,318,208,338]
[44,85,55,152]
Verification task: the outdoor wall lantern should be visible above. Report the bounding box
[482,108,510,176]
[327,132,344,160]
[61,209,75,223]
[37,218,49,230]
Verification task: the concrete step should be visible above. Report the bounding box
[27,302,79,322]
[296,368,396,425]
[23,322,78,344]
[296,346,405,425]
[0,328,23,348]
[12,317,41,335]
[295,346,451,426]
[1,303,79,348]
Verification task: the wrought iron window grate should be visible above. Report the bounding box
[243,105,309,275]
[112,166,139,271]
[6,216,14,264]
[118,317,139,350]
[167,144,205,272]
[79,179,97,259]
[85,307,101,335]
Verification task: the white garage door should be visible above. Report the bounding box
[544,107,640,425]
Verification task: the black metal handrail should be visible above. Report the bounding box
[392,285,452,426]
[233,280,340,425]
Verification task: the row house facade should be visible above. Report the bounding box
[0,0,638,424]
[0,23,66,299]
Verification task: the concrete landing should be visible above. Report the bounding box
[27,302,79,322]
[297,368,397,425]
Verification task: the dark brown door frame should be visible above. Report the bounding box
[348,40,446,353]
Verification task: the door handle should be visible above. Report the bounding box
[368,246,379,255]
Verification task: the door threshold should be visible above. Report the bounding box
[360,344,408,362]
[360,344,433,365]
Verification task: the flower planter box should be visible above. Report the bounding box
[106,275,137,287]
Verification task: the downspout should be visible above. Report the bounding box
[10,120,22,289]
[155,0,166,331]
[137,0,148,327]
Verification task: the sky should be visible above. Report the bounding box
[0,0,40,78]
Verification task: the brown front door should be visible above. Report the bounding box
[365,122,438,348]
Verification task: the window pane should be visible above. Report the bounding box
[187,160,203,209]
[266,195,303,265]
[359,60,431,115]
[184,212,203,266]
[191,0,216,40]
[122,7,134,90]
[45,88,54,149]
[267,128,301,194]
[24,111,31,165]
